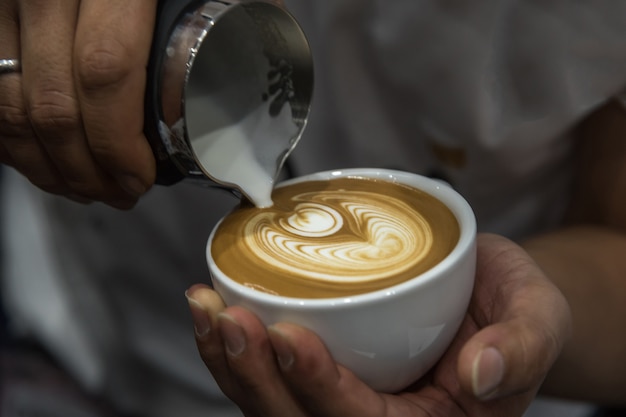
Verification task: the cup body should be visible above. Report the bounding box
[206,168,476,392]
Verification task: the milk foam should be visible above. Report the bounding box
[212,178,461,298]
[281,203,343,237]
[244,193,431,283]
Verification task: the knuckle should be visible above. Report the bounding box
[0,102,31,138]
[87,137,122,165]
[61,176,99,196]
[57,170,106,196]
[27,90,81,137]
[77,38,134,90]
[25,172,69,196]
[63,175,129,205]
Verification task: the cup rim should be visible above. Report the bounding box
[207,168,476,308]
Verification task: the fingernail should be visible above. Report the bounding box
[185,291,211,339]
[117,175,147,197]
[219,313,246,357]
[268,326,294,370]
[472,347,505,399]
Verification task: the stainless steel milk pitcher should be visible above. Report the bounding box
[144,0,313,194]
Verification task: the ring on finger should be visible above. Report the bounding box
[0,59,21,74]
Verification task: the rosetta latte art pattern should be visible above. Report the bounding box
[245,194,433,283]
[211,177,459,298]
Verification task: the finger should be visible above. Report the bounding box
[0,0,65,192]
[457,234,571,400]
[18,0,118,201]
[267,323,390,417]
[185,285,234,394]
[185,284,293,415]
[0,0,23,165]
[216,308,306,417]
[74,0,157,197]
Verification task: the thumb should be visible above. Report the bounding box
[457,234,572,400]
[458,317,564,400]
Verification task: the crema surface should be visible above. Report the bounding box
[211,177,460,298]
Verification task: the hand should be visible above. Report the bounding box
[185,233,572,417]
[0,0,157,208]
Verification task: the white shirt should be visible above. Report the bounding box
[3,1,626,415]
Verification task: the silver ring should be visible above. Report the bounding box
[0,59,21,75]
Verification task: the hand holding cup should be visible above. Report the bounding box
[187,231,571,417]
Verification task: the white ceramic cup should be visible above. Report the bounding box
[206,168,477,392]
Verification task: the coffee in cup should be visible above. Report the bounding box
[211,176,460,298]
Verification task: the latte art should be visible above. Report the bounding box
[211,177,460,298]
[246,193,432,283]
[279,203,343,237]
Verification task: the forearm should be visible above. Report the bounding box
[522,225,626,406]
